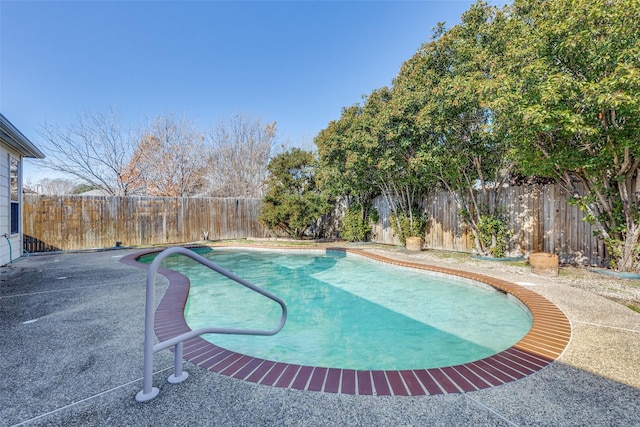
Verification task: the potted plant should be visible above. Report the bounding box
[390,210,428,251]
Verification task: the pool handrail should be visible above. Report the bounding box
[136,246,288,402]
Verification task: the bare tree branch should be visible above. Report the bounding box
[129,114,209,197]
[36,109,142,195]
[207,114,278,197]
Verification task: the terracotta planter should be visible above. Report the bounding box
[405,236,422,251]
[529,252,559,277]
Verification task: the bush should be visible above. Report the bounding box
[476,213,512,258]
[340,205,378,242]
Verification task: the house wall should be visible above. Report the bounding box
[0,145,22,266]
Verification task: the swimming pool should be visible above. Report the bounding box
[154,248,531,370]
[128,246,571,395]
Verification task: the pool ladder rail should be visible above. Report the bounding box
[136,246,288,402]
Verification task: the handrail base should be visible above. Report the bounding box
[168,371,189,384]
[136,387,159,402]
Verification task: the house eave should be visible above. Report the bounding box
[0,114,45,159]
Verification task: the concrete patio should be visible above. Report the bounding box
[1,246,639,426]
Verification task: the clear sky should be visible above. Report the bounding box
[1,1,501,181]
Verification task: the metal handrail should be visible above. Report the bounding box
[136,246,287,402]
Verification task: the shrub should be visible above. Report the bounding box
[476,212,512,258]
[340,205,378,242]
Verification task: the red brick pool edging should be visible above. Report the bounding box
[121,246,571,396]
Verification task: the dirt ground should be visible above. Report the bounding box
[407,249,640,309]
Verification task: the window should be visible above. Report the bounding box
[10,156,19,234]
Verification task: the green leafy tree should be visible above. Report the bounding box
[367,87,433,239]
[317,87,432,241]
[317,2,510,250]
[394,2,514,256]
[259,148,331,238]
[503,0,640,271]
[316,105,378,210]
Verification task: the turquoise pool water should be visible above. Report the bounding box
[157,248,532,370]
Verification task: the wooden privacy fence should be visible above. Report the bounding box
[23,195,268,252]
[371,184,606,266]
[23,184,607,265]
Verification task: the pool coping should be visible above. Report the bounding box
[121,245,571,396]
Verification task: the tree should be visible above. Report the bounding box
[316,105,365,198]
[409,2,515,257]
[316,104,379,231]
[318,2,511,252]
[37,109,145,196]
[503,0,640,270]
[259,148,331,238]
[317,88,432,244]
[207,114,278,197]
[366,87,432,239]
[127,114,209,197]
[28,177,77,195]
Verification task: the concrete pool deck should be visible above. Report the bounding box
[1,245,639,426]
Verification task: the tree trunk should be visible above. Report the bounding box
[616,225,640,272]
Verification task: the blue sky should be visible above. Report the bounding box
[1,1,501,181]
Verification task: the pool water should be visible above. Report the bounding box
[159,249,532,370]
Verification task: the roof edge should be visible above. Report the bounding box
[0,114,45,159]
